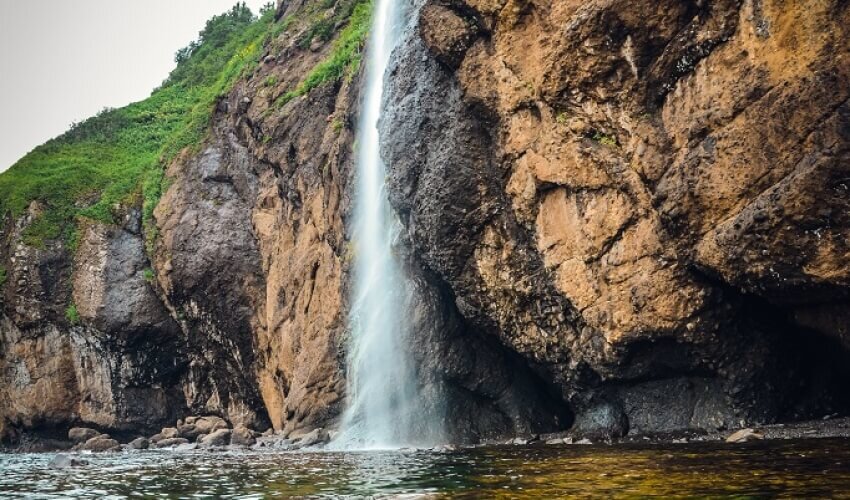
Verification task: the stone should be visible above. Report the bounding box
[573,402,629,440]
[151,427,179,443]
[161,427,180,439]
[199,429,232,448]
[81,436,121,452]
[230,426,256,447]
[726,429,764,444]
[127,437,149,450]
[175,443,198,452]
[296,428,329,447]
[178,416,229,440]
[154,438,189,448]
[68,427,100,443]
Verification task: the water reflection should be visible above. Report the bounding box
[1,440,849,498]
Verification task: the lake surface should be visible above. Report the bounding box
[2,439,850,498]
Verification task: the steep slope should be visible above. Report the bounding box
[1,0,564,445]
[2,0,849,445]
[0,4,281,441]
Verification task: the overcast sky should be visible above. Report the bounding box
[0,0,269,172]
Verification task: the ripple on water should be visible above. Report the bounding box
[1,440,850,498]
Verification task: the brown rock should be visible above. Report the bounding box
[178,416,229,439]
[381,0,850,438]
[199,429,232,448]
[726,429,764,444]
[151,427,179,443]
[68,427,99,443]
[153,438,189,449]
[230,426,256,447]
[296,428,329,448]
[81,436,120,452]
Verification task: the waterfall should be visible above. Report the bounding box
[331,0,442,450]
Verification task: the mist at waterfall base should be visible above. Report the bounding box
[330,0,444,450]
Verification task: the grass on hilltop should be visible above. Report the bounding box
[0,2,276,248]
[0,0,374,251]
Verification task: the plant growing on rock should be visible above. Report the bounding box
[65,304,81,325]
[591,131,619,147]
[276,0,373,107]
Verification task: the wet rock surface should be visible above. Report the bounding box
[80,436,120,452]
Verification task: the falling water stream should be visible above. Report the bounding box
[331,0,441,450]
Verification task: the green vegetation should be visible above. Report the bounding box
[276,0,373,107]
[556,112,569,125]
[592,131,619,147]
[65,304,81,325]
[296,0,359,49]
[0,265,6,288]
[0,2,280,249]
[143,267,156,283]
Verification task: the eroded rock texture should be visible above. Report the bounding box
[0,208,183,440]
[2,0,849,444]
[382,0,850,435]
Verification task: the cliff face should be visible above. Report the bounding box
[2,0,849,444]
[384,0,850,435]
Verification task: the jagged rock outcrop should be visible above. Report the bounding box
[382,0,850,434]
[0,207,184,440]
[2,0,849,444]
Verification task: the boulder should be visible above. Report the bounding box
[81,436,121,452]
[726,429,764,443]
[68,427,100,443]
[296,428,329,447]
[127,437,149,450]
[573,402,629,440]
[230,426,256,447]
[178,416,229,439]
[199,429,232,448]
[154,437,189,448]
[150,427,179,443]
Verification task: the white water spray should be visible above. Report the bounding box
[332,0,441,450]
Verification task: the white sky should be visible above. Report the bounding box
[0,0,269,172]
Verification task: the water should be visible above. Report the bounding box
[3,440,850,498]
[335,0,442,449]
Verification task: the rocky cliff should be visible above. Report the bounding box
[2,0,849,445]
